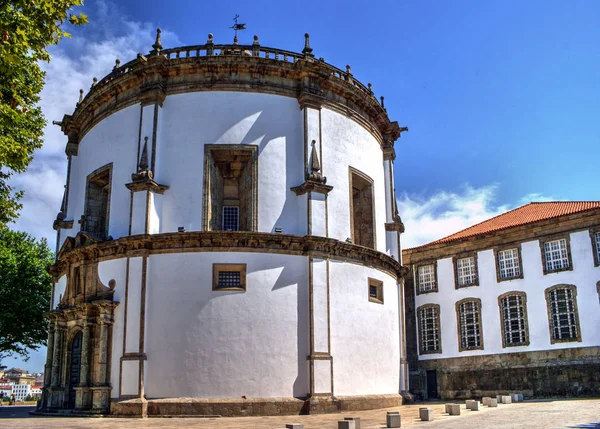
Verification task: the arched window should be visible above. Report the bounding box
[498,292,529,347]
[349,167,375,249]
[456,298,483,351]
[82,164,112,239]
[545,284,581,344]
[417,304,441,354]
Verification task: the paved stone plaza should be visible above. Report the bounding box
[0,399,598,428]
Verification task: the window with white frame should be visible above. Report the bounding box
[456,256,477,287]
[543,239,569,272]
[457,299,483,351]
[417,305,441,354]
[498,248,521,280]
[499,293,528,346]
[417,264,436,293]
[546,285,580,343]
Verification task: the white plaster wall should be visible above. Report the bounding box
[321,109,387,252]
[157,92,305,235]
[143,252,310,399]
[329,263,400,396]
[53,275,67,309]
[416,229,600,360]
[64,105,140,246]
[99,258,128,398]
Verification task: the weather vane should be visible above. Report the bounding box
[230,14,246,38]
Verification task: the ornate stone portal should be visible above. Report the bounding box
[40,234,119,414]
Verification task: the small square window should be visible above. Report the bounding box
[368,278,383,304]
[417,264,437,294]
[496,247,522,281]
[213,264,246,291]
[541,237,572,274]
[454,255,478,288]
[222,206,240,231]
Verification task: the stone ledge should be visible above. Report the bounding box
[109,394,403,417]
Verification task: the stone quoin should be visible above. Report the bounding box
[38,29,409,417]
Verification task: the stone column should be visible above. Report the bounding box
[50,327,63,386]
[80,317,91,386]
[96,319,109,385]
[398,278,410,397]
[44,322,55,387]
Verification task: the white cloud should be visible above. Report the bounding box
[9,7,180,244]
[398,184,555,249]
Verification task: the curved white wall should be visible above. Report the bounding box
[416,229,600,361]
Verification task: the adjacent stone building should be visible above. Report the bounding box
[38,30,409,416]
[403,202,600,400]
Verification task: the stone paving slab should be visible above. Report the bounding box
[0,399,598,429]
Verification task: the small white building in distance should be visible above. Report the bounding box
[403,202,600,400]
[13,384,32,401]
[38,30,409,417]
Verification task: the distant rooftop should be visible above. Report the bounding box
[408,201,600,250]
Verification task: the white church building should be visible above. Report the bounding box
[39,30,409,416]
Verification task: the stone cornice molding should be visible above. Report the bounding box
[125,178,170,194]
[291,180,333,196]
[59,40,405,149]
[50,231,406,280]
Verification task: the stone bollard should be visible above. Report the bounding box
[517,393,524,402]
[501,395,512,404]
[419,407,434,421]
[448,404,461,416]
[496,394,503,403]
[482,397,490,406]
[338,420,355,429]
[386,411,401,428]
[344,417,361,429]
[488,398,498,407]
[286,425,304,429]
[466,400,480,411]
[509,393,518,402]
[444,403,451,413]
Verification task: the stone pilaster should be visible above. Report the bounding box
[50,327,63,387]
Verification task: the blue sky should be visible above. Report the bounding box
[5,0,599,371]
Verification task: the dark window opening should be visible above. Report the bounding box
[83,165,111,239]
[350,169,375,249]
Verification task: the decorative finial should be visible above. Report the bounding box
[152,28,163,52]
[92,77,98,87]
[113,59,120,70]
[368,83,372,94]
[253,35,259,44]
[78,89,83,104]
[310,140,321,173]
[380,96,385,108]
[139,137,149,172]
[234,35,238,45]
[346,64,352,75]
[208,33,214,42]
[302,33,313,55]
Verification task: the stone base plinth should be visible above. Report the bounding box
[110,394,403,417]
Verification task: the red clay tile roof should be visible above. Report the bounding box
[410,201,600,250]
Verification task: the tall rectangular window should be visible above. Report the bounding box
[498,248,521,280]
[456,298,483,351]
[595,233,600,265]
[456,256,477,287]
[203,145,257,232]
[545,285,580,343]
[543,239,569,272]
[82,164,112,240]
[417,305,441,354]
[417,264,436,293]
[222,206,240,231]
[349,168,375,249]
[499,293,529,347]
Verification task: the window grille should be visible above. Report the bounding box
[418,264,436,293]
[595,233,600,263]
[222,206,240,231]
[543,239,569,271]
[498,248,520,279]
[217,271,241,288]
[548,287,578,341]
[458,300,482,350]
[369,285,378,298]
[457,257,477,286]
[500,294,527,345]
[368,278,383,303]
[418,306,441,353]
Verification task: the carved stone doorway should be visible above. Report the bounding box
[67,331,82,409]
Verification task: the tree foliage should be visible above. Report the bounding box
[0,1,87,225]
[0,227,54,360]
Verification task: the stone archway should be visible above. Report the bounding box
[67,331,83,409]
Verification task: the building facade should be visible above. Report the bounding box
[403,202,600,400]
[38,30,409,416]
